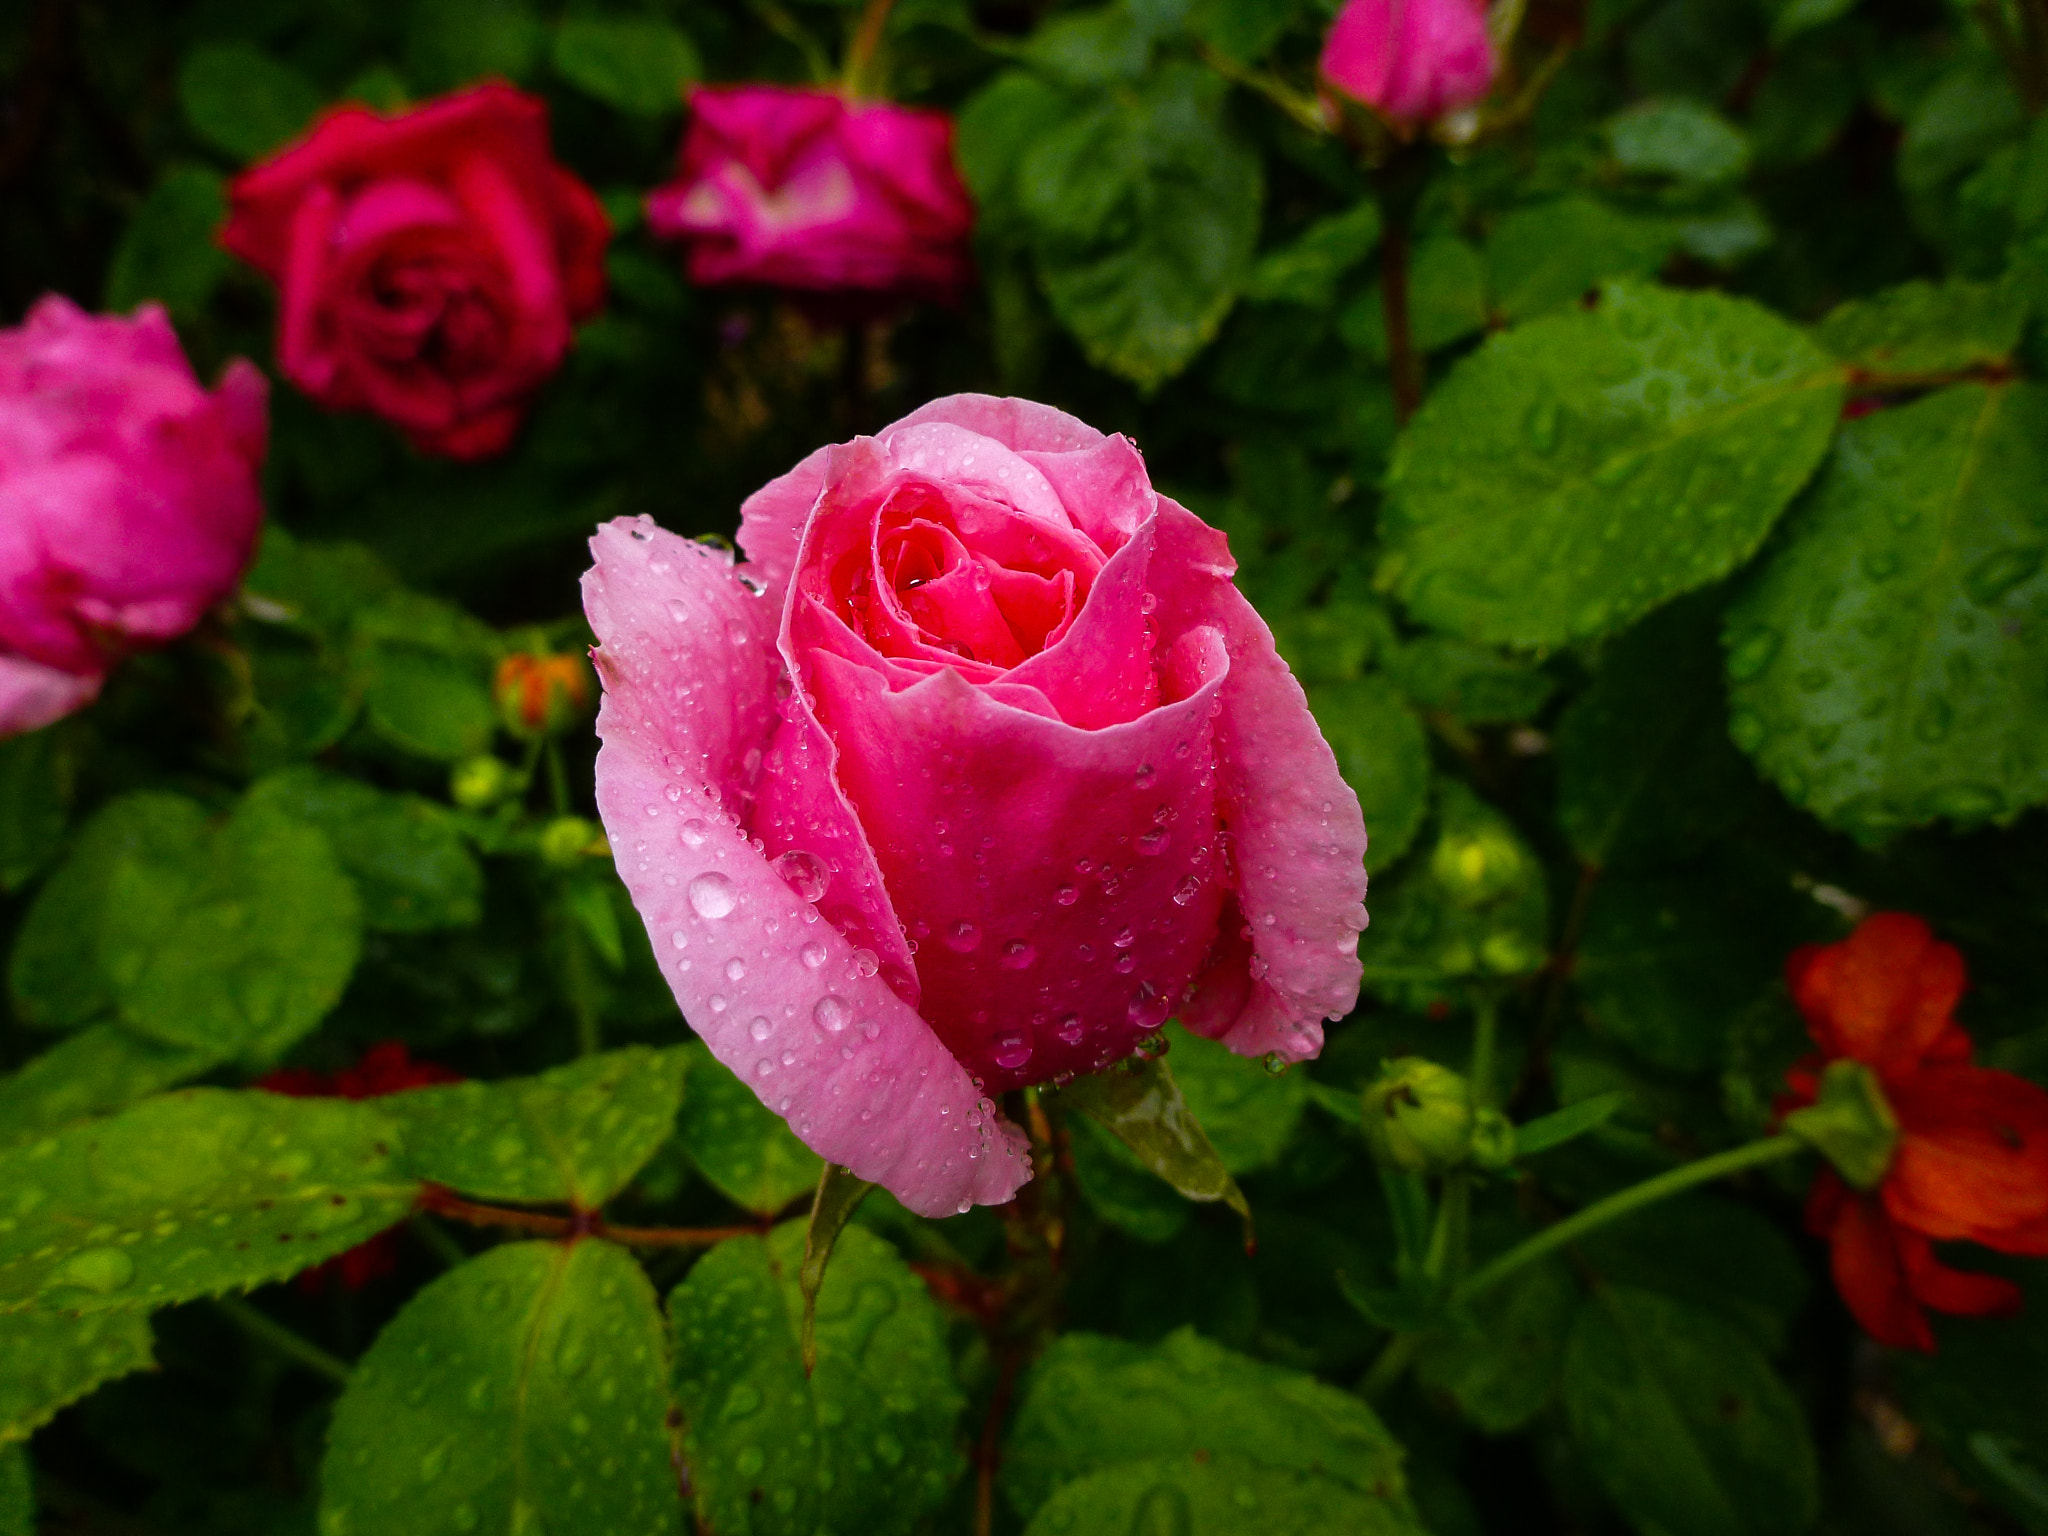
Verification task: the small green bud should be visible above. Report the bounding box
[451,754,518,810]
[1431,824,1528,907]
[539,815,603,868]
[1363,1058,1476,1173]
[1480,931,1544,976]
[1469,1107,1517,1171]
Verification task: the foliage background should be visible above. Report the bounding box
[4,0,2048,1532]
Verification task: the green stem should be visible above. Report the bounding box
[1196,43,1331,136]
[1469,995,1500,1109]
[842,0,896,97]
[544,740,570,819]
[1455,1135,1809,1307]
[213,1297,353,1387]
[408,1213,470,1270]
[1360,1332,1419,1400]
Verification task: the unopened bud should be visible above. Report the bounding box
[495,651,594,741]
[1469,1107,1516,1171]
[1363,1058,1475,1173]
[539,815,604,868]
[1431,824,1528,907]
[451,754,518,810]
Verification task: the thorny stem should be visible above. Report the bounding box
[213,1296,354,1386]
[1381,220,1423,426]
[418,1187,767,1248]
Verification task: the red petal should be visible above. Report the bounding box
[1819,1178,1935,1351]
[1897,1227,2023,1320]
[1789,912,1966,1073]
[1886,1066,2048,1242]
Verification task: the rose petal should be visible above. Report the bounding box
[1885,1065,2048,1245]
[1788,911,1967,1073]
[586,516,1028,1215]
[1148,498,1367,1061]
[0,655,100,738]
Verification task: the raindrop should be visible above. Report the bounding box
[1127,984,1172,1030]
[1726,628,1779,682]
[772,849,830,903]
[1137,828,1169,856]
[1112,927,1136,949]
[1056,1014,1085,1045]
[688,873,738,920]
[815,995,852,1033]
[801,940,829,969]
[670,931,689,950]
[849,949,880,977]
[725,957,747,982]
[1172,876,1201,906]
[943,922,982,953]
[679,818,709,847]
[749,1017,773,1042]
[1000,940,1036,970]
[1966,546,2044,606]
[1134,763,1156,788]
[43,1246,135,1296]
[1054,885,1078,907]
[993,1032,1034,1071]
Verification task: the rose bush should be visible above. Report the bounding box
[645,86,974,301]
[221,81,608,460]
[586,394,1367,1214]
[0,296,266,737]
[1318,0,1496,124]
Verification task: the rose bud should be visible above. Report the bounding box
[1319,0,1497,125]
[1364,1057,1475,1173]
[585,395,1367,1216]
[645,85,974,303]
[495,650,594,740]
[0,296,267,738]
[222,81,609,461]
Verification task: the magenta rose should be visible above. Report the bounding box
[0,296,267,737]
[1319,0,1497,123]
[585,395,1367,1216]
[222,82,610,461]
[645,86,974,301]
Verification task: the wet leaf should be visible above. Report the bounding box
[674,1042,823,1217]
[1058,1055,1249,1227]
[0,1311,153,1443]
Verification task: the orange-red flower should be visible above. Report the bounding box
[259,1042,461,1290]
[1783,913,2048,1351]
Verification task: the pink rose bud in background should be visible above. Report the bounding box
[645,86,975,302]
[1319,0,1497,123]
[222,82,609,462]
[0,296,267,738]
[585,395,1368,1216]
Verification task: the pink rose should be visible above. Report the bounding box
[585,395,1367,1216]
[222,82,609,461]
[1319,0,1497,123]
[645,86,974,301]
[0,296,267,737]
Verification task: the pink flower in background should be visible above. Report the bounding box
[0,296,267,738]
[584,395,1367,1216]
[646,86,974,301]
[1319,0,1497,123]
[222,82,609,461]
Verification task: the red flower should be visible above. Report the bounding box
[1783,913,2048,1351]
[222,82,608,460]
[258,1042,461,1291]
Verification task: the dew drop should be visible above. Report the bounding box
[749,1017,773,1042]
[1054,884,1078,907]
[815,995,852,1033]
[1056,1014,1085,1045]
[679,818,709,847]
[1137,828,1169,856]
[943,921,982,952]
[1172,876,1201,906]
[992,1032,1033,1071]
[801,940,829,969]
[1000,939,1036,970]
[688,872,738,920]
[1112,927,1136,949]
[771,849,830,903]
[849,948,880,978]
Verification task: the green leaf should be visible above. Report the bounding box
[1378,635,1556,724]
[177,43,322,161]
[798,1164,875,1373]
[9,792,210,1031]
[674,1042,823,1217]
[246,767,482,933]
[1160,1024,1307,1175]
[98,792,363,1060]
[406,0,543,90]
[1573,873,1784,1074]
[359,603,498,763]
[1338,235,1489,361]
[0,1310,153,1443]
[1416,1255,1577,1433]
[1724,382,2048,839]
[104,163,231,320]
[1815,276,2030,377]
[1511,1092,1627,1158]
[0,1089,417,1315]
[1606,99,1753,185]
[1064,1112,1192,1241]
[1245,201,1383,309]
[1362,782,1550,1010]
[0,1447,27,1536]
[0,1027,224,1153]
[1027,63,1263,389]
[956,72,1076,244]
[1555,594,1759,870]
[1576,1197,1810,1354]
[378,1047,690,1208]
[320,1240,680,1536]
[1022,1452,1423,1536]
[1308,674,1430,872]
[551,17,700,114]
[0,727,71,893]
[1485,197,1678,323]
[1562,1286,1819,1536]
[1762,0,1859,45]
[1188,0,1295,63]
[1381,282,1843,649]
[669,1222,965,1536]
[1058,1056,1248,1226]
[1002,1327,1413,1523]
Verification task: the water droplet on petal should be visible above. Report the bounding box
[1056,1014,1085,1045]
[688,873,738,920]
[1000,939,1036,969]
[815,995,852,1033]
[1054,884,1078,907]
[801,940,829,969]
[749,1017,773,1042]
[943,921,981,952]
[771,849,830,903]
[679,818,709,847]
[992,1032,1033,1070]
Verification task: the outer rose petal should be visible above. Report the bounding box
[585,517,1030,1216]
[1147,499,1367,1060]
[1812,1172,1934,1351]
[1788,911,1966,1073]
[0,656,101,738]
[1884,1066,2048,1246]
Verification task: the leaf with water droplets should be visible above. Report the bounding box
[1725,382,2048,841]
[673,1042,823,1217]
[376,1046,690,1208]
[319,1239,680,1536]
[1381,282,1842,648]
[1306,675,1431,874]
[668,1221,965,1536]
[1815,275,2029,377]
[0,1027,225,1153]
[1057,1056,1249,1229]
[1020,1452,1420,1536]
[1158,1025,1307,1176]
[0,1089,417,1315]
[0,1310,153,1443]
[798,1164,875,1374]
[1001,1328,1418,1527]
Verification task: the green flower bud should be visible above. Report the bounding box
[451,754,518,810]
[1469,1107,1517,1171]
[1430,823,1529,907]
[1363,1058,1476,1173]
[539,815,604,868]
